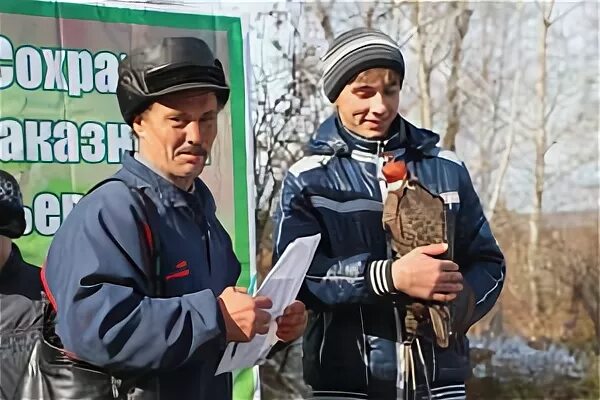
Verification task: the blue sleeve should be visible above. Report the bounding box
[273,172,388,311]
[44,182,226,372]
[455,165,506,327]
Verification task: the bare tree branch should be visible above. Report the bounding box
[549,2,581,25]
[487,69,521,222]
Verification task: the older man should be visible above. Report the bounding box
[43,37,306,399]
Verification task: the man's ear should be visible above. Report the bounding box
[132,114,146,139]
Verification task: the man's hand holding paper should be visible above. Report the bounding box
[218,287,274,343]
[275,300,307,343]
[215,234,320,375]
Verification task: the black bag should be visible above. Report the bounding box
[14,179,162,400]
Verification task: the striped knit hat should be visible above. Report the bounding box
[321,28,405,103]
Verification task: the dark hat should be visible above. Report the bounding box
[0,170,26,239]
[117,37,230,125]
[321,28,405,102]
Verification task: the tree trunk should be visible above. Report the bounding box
[527,2,553,335]
[315,0,335,43]
[413,2,433,130]
[364,1,378,29]
[443,2,471,151]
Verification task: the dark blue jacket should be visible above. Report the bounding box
[273,115,505,399]
[44,152,240,399]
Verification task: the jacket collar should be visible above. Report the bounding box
[307,113,440,156]
[0,244,23,280]
[120,151,205,211]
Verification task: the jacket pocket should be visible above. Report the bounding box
[433,335,471,385]
[303,309,367,392]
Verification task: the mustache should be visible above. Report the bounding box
[176,146,208,157]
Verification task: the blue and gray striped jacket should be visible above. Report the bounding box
[273,114,505,399]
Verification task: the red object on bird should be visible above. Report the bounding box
[382,160,408,183]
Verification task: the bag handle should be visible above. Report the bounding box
[86,178,163,297]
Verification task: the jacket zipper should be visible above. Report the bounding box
[358,306,369,387]
[393,307,404,397]
[376,141,393,260]
[206,220,212,274]
[376,141,388,201]
[197,213,212,274]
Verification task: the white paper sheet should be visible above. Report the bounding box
[215,233,321,375]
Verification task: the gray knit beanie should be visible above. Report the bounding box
[321,28,405,103]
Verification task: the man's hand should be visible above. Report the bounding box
[217,287,273,343]
[391,243,463,302]
[275,300,307,343]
